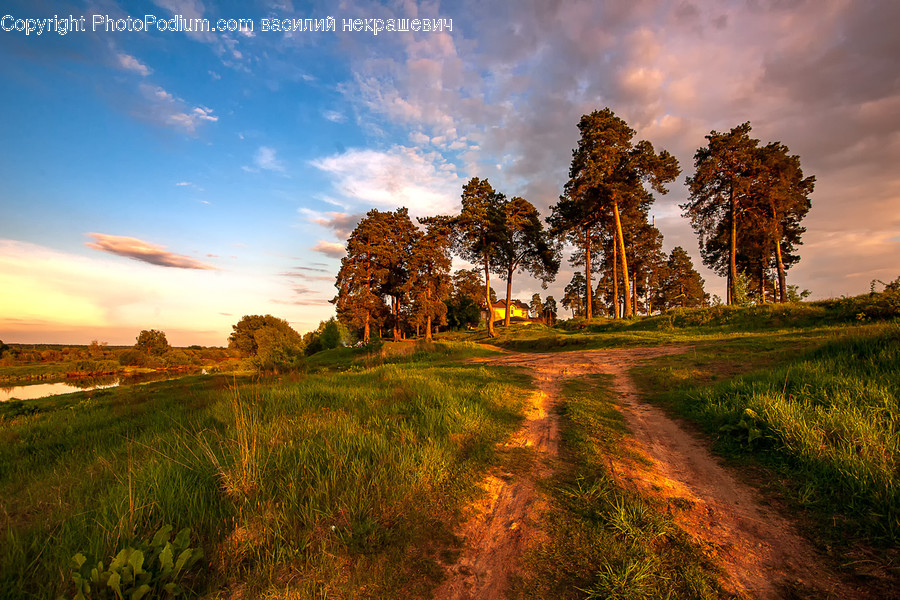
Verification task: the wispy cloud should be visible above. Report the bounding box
[322,110,346,123]
[116,53,152,76]
[86,233,217,270]
[137,83,218,135]
[244,146,286,173]
[175,181,205,191]
[301,210,363,240]
[311,241,345,258]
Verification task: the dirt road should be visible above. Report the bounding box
[435,347,854,599]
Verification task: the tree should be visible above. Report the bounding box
[627,216,665,315]
[304,317,349,355]
[552,108,679,318]
[454,178,507,337]
[229,315,303,354]
[446,269,493,330]
[494,196,560,326]
[562,272,587,318]
[333,210,387,342]
[334,208,417,342]
[658,247,708,310]
[750,142,815,302]
[542,296,558,325]
[135,329,169,356]
[377,208,420,341]
[548,195,606,321]
[229,315,304,372]
[530,293,543,321]
[406,217,453,341]
[683,123,761,305]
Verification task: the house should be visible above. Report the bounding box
[487,299,532,324]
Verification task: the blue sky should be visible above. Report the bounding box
[2,0,899,345]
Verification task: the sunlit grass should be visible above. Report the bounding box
[520,376,722,599]
[635,324,900,546]
[0,345,529,599]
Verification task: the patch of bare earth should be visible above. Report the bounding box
[435,347,863,600]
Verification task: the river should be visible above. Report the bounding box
[0,370,208,402]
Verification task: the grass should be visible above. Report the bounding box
[631,323,900,590]
[0,342,531,599]
[4,292,899,597]
[519,376,724,599]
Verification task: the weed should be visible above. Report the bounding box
[68,525,204,600]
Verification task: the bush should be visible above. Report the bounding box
[118,349,148,367]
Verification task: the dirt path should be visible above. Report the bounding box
[435,347,856,600]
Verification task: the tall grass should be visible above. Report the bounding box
[0,347,530,599]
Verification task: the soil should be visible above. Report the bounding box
[435,347,864,600]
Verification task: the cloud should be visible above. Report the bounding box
[137,83,218,135]
[329,0,900,302]
[85,233,217,270]
[151,0,216,43]
[116,53,152,76]
[300,210,363,240]
[322,110,346,123]
[312,241,346,258]
[310,146,460,217]
[0,240,333,345]
[253,146,286,172]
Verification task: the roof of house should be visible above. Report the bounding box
[490,299,530,310]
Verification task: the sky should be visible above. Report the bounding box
[1,0,898,346]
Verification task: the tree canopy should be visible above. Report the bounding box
[135,329,170,356]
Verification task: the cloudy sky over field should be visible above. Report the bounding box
[1,0,898,345]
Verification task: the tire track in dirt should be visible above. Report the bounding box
[435,347,858,600]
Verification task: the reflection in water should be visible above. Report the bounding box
[1,380,119,402]
[0,369,208,402]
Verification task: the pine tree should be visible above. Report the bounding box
[563,272,587,318]
[658,247,708,310]
[495,196,560,326]
[552,108,679,318]
[683,123,760,305]
[406,217,453,341]
[454,178,506,337]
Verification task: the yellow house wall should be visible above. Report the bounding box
[491,304,529,322]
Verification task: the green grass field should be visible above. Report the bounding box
[1,346,529,599]
[2,291,898,598]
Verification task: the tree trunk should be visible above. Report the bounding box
[425,315,432,342]
[760,266,766,304]
[773,210,787,303]
[632,271,637,317]
[484,257,495,338]
[584,226,593,320]
[613,198,632,317]
[726,272,732,306]
[504,266,514,327]
[729,187,738,306]
[364,270,371,343]
[613,241,619,319]
[392,295,401,341]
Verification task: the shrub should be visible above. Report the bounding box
[118,349,148,367]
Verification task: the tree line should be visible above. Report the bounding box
[332,108,814,340]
